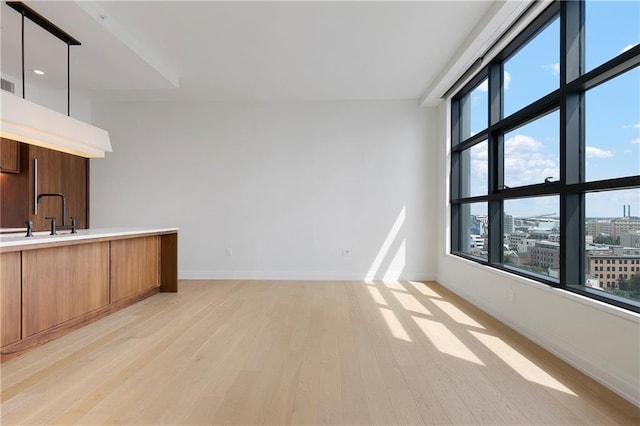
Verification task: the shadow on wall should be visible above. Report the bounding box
[366,205,406,281]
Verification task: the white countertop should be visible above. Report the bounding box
[0,228,28,233]
[0,227,178,248]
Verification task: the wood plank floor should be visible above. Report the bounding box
[1,280,638,425]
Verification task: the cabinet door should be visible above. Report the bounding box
[1,252,21,346]
[22,242,110,337]
[111,236,160,302]
[29,146,88,231]
[0,142,29,228]
[0,138,20,173]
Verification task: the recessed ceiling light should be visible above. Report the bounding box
[33,69,45,75]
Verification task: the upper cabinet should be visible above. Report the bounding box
[0,138,20,173]
[0,140,89,231]
[0,142,30,228]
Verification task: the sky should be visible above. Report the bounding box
[464,1,639,218]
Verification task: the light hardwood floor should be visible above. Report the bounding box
[1,280,638,425]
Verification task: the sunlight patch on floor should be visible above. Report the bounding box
[407,281,443,298]
[379,307,412,342]
[365,206,405,281]
[382,280,407,291]
[431,299,484,329]
[391,291,431,316]
[413,316,485,365]
[367,286,388,305]
[469,331,576,395]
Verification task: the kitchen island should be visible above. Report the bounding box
[0,228,177,361]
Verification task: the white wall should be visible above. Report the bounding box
[434,102,640,406]
[90,100,436,281]
[1,72,92,123]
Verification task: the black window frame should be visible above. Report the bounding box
[450,0,640,312]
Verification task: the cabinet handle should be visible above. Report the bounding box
[33,158,38,215]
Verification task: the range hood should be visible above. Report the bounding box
[0,91,112,158]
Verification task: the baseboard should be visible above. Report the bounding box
[438,277,640,408]
[179,270,435,281]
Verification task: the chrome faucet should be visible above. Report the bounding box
[37,193,67,227]
[25,220,33,237]
[46,216,57,235]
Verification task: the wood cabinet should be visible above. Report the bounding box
[1,230,177,361]
[1,252,21,346]
[21,242,109,337]
[0,142,29,228]
[0,138,20,173]
[29,145,88,231]
[111,236,160,302]
[0,141,89,230]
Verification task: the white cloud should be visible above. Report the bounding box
[505,134,541,154]
[585,146,614,158]
[632,138,640,145]
[478,71,511,92]
[542,63,560,76]
[620,43,638,54]
[471,150,489,170]
[469,144,488,195]
[622,123,640,129]
[466,136,624,195]
[503,134,559,187]
[624,150,632,154]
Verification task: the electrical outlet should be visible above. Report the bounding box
[342,249,351,256]
[226,248,233,256]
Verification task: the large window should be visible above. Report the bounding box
[451,0,640,312]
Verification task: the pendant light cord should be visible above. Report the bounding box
[21,11,25,99]
[67,42,70,116]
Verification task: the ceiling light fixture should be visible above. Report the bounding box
[33,69,45,75]
[1,93,112,158]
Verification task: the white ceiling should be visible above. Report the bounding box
[1,1,501,103]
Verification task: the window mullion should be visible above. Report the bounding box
[487,63,503,264]
[451,203,461,253]
[451,99,461,147]
[560,0,584,287]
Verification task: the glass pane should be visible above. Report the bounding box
[504,17,559,117]
[504,111,559,188]
[460,140,488,197]
[503,196,560,280]
[585,67,640,182]
[585,0,640,73]
[584,189,640,302]
[460,79,488,141]
[459,202,488,260]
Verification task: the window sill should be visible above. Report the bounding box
[445,252,640,319]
